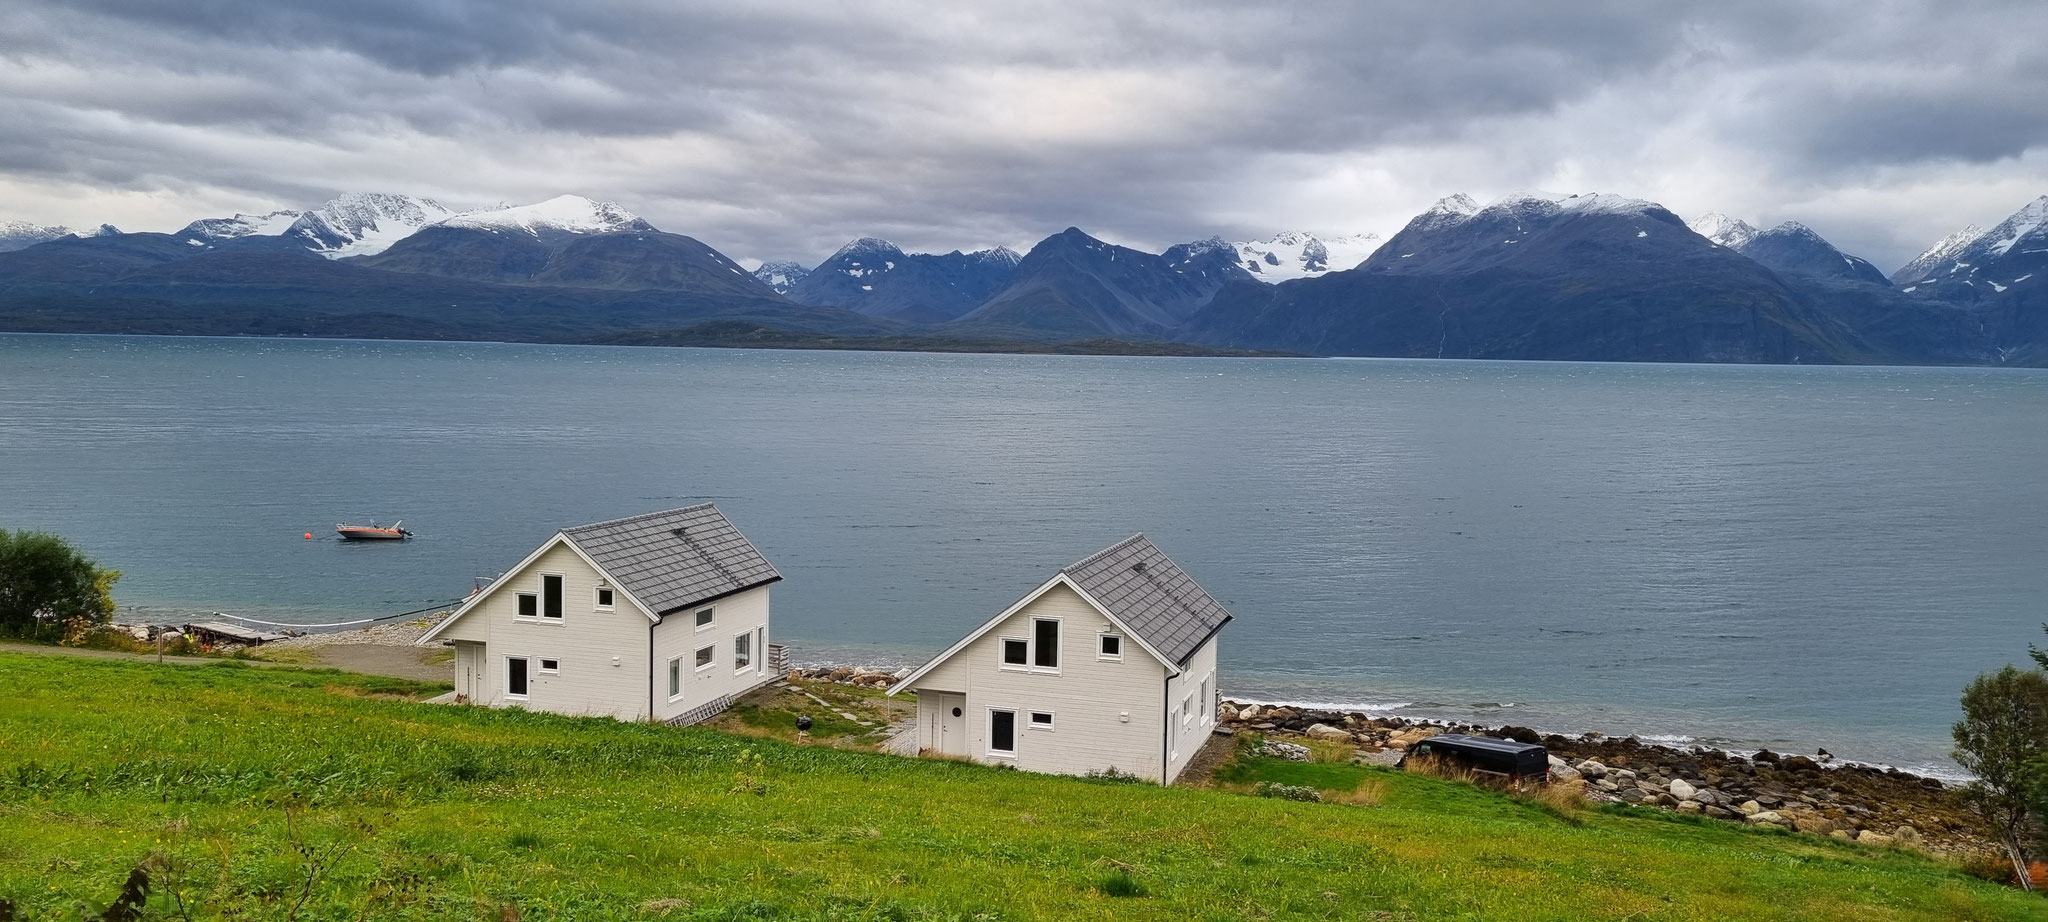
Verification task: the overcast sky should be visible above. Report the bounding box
[2,1,2043,270]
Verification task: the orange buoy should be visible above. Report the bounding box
[304,533,313,540]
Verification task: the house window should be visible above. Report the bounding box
[1001,638,1028,667]
[667,656,683,699]
[735,632,753,670]
[541,574,563,619]
[695,644,715,670]
[539,659,559,674]
[507,657,530,698]
[594,586,614,610]
[1032,618,1060,669]
[1028,711,1054,730]
[1184,693,1196,727]
[1199,677,1211,724]
[989,709,1017,757]
[694,607,715,630]
[1099,634,1122,660]
[754,627,766,675]
[516,593,538,619]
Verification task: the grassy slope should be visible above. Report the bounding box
[0,653,2035,921]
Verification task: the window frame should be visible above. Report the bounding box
[1098,632,1123,661]
[734,631,753,672]
[593,586,615,611]
[999,636,1029,670]
[539,573,564,620]
[666,656,684,701]
[515,592,539,620]
[1027,710,1055,731]
[693,606,716,631]
[987,708,1018,758]
[1030,617,1061,672]
[694,644,716,671]
[506,656,530,699]
[1199,677,1211,724]
[539,658,560,675]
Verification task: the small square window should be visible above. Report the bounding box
[1099,634,1122,659]
[594,587,614,609]
[1001,638,1027,666]
[539,659,559,674]
[694,607,715,629]
[695,645,715,669]
[517,593,538,618]
[1028,711,1054,729]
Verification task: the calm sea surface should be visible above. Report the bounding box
[3,333,2043,773]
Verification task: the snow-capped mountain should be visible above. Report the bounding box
[1891,195,2048,292]
[0,221,119,252]
[1227,232,1384,281]
[1689,213,1759,250]
[1363,191,1676,276]
[752,260,811,295]
[290,193,462,258]
[1690,215,1890,285]
[437,194,653,243]
[174,193,459,258]
[785,238,1022,323]
[1890,225,1982,287]
[178,209,303,242]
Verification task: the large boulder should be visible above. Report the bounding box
[1856,830,1894,847]
[1575,759,1609,780]
[1746,811,1788,827]
[1668,778,1698,801]
[1306,723,1352,742]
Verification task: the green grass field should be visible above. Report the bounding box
[0,652,2038,921]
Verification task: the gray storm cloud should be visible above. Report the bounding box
[0,0,2041,270]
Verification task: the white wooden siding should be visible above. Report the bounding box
[911,583,1170,779]
[1161,632,1220,783]
[431,540,654,720]
[650,584,774,721]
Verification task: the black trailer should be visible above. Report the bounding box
[1398,734,1550,784]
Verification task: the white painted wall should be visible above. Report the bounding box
[650,584,774,722]
[907,582,1180,781]
[1162,633,1220,783]
[431,538,656,720]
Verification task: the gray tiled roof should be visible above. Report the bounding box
[561,504,781,616]
[1062,534,1233,666]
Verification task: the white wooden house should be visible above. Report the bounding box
[417,504,782,723]
[888,534,1233,783]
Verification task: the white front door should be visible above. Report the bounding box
[458,643,484,701]
[935,693,967,756]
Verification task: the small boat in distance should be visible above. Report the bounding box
[336,521,412,541]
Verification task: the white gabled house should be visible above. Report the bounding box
[888,534,1233,783]
[416,504,782,723]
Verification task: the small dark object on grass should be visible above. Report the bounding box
[1096,869,1147,898]
[795,714,813,732]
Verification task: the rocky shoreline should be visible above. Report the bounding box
[1217,699,1990,855]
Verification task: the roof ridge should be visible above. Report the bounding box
[561,502,717,534]
[1061,533,1147,572]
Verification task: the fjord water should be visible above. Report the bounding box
[3,334,2043,774]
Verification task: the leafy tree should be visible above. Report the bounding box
[0,529,120,640]
[1954,664,2048,888]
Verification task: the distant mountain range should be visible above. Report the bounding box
[2,189,2044,365]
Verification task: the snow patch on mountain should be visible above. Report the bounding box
[437,195,653,239]
[179,209,303,242]
[1230,231,1385,281]
[752,260,811,294]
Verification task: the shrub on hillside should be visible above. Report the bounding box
[0,530,119,641]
